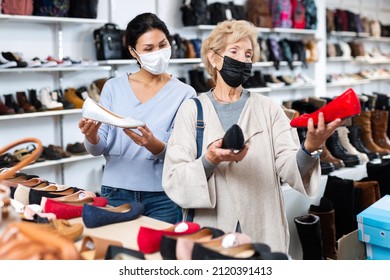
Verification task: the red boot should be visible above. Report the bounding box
[290,88,361,128]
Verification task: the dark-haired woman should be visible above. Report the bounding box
[79,13,196,224]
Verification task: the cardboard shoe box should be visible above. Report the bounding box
[357,195,390,260]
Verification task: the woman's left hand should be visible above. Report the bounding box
[303,112,344,152]
[123,125,165,155]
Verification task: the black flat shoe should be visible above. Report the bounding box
[105,245,145,260]
[221,124,245,152]
[192,242,289,260]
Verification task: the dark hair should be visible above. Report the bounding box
[125,12,170,51]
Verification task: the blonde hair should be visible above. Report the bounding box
[201,20,260,84]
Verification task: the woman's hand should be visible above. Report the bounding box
[304,112,344,152]
[79,118,101,144]
[205,139,249,164]
[123,125,165,155]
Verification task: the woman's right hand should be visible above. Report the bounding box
[205,139,249,164]
[78,118,101,145]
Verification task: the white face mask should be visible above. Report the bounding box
[134,47,171,75]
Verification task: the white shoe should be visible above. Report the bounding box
[39,87,63,110]
[82,97,145,128]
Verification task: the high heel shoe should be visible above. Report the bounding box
[82,202,144,228]
[290,88,361,127]
[82,97,145,128]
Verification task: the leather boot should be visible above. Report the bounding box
[0,96,15,115]
[294,214,324,260]
[309,197,338,260]
[347,125,380,160]
[188,69,208,93]
[353,180,381,213]
[371,110,390,151]
[325,131,360,167]
[4,93,24,114]
[28,89,46,112]
[336,126,369,164]
[373,92,390,140]
[320,145,345,170]
[324,175,357,240]
[352,110,390,156]
[16,91,36,113]
[366,160,390,196]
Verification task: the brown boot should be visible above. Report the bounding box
[353,111,390,155]
[320,145,345,170]
[353,180,381,213]
[309,197,338,260]
[371,110,390,151]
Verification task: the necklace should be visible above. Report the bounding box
[212,88,242,104]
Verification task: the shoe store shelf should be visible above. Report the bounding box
[21,154,101,171]
[327,57,390,65]
[0,14,106,25]
[98,58,203,66]
[271,84,316,92]
[0,66,111,73]
[0,109,82,121]
[187,25,316,36]
[328,31,370,38]
[326,80,371,88]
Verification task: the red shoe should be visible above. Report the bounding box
[290,88,361,128]
[137,222,200,254]
[43,196,107,220]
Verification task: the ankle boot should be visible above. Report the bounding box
[290,88,361,127]
[347,125,380,160]
[39,87,63,110]
[324,175,357,240]
[16,91,36,113]
[320,145,345,170]
[55,89,75,109]
[4,93,24,114]
[28,89,46,112]
[309,197,338,260]
[188,69,208,93]
[353,110,390,155]
[326,131,360,167]
[0,96,15,115]
[371,110,390,151]
[353,180,381,213]
[336,126,369,164]
[64,88,84,109]
[294,214,324,260]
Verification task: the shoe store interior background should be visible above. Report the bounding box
[1,0,390,261]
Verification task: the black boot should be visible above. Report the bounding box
[294,214,324,260]
[188,69,208,93]
[348,125,380,160]
[4,93,24,114]
[366,161,390,196]
[28,89,46,112]
[324,175,357,240]
[326,130,360,167]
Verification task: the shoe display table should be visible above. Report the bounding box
[70,215,171,260]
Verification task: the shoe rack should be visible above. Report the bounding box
[325,0,390,98]
[0,13,110,190]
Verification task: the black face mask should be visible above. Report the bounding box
[217,55,252,88]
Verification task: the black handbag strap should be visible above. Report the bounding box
[193,97,204,159]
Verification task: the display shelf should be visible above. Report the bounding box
[326,79,371,88]
[0,109,82,121]
[21,154,100,171]
[189,25,316,36]
[328,31,370,38]
[0,14,106,25]
[0,66,111,73]
[98,58,203,66]
[327,57,390,64]
[271,84,316,92]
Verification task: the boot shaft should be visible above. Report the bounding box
[294,214,324,260]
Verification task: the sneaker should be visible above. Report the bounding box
[0,53,17,68]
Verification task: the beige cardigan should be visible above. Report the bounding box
[162,92,320,253]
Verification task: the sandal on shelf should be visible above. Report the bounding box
[80,235,123,260]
